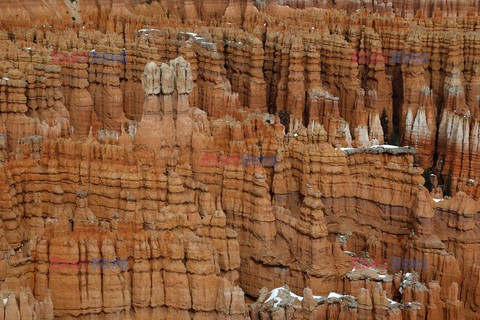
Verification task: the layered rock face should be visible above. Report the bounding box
[264,0,480,17]
[1,1,480,320]
[0,60,247,320]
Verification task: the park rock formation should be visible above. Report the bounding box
[0,0,479,320]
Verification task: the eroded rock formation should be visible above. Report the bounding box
[0,1,480,320]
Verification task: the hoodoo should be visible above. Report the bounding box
[0,1,479,319]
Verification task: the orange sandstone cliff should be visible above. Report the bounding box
[0,1,479,320]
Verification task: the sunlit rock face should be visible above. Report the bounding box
[1,1,480,320]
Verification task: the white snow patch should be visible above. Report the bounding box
[265,288,304,307]
[371,144,400,149]
[2,77,9,81]
[328,292,343,299]
[137,28,159,33]
[341,145,401,151]
[400,273,415,292]
[2,298,7,305]
[388,298,401,306]
[265,288,281,305]
[433,198,444,202]
[181,32,216,48]
[265,287,350,308]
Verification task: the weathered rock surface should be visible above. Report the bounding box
[0,1,480,320]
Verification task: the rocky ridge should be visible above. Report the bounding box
[0,1,480,320]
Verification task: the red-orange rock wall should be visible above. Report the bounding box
[1,1,480,320]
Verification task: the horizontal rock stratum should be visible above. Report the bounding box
[0,1,479,319]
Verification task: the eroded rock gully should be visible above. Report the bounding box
[0,1,479,319]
